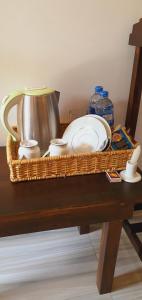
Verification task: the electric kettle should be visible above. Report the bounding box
[0,87,60,154]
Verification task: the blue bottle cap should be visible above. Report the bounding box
[95,86,103,93]
[100,90,108,98]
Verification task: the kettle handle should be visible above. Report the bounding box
[0,91,23,141]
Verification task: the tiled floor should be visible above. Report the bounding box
[0,226,142,299]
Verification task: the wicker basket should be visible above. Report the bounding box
[6,124,135,183]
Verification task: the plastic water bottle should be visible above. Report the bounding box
[88,86,103,114]
[94,90,114,127]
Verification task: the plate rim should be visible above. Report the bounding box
[63,115,108,153]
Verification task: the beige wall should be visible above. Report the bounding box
[0,0,142,145]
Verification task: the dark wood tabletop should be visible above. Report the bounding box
[0,147,142,216]
[1,146,142,294]
[0,145,142,240]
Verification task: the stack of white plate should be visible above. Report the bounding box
[62,114,111,154]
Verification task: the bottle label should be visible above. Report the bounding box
[102,114,113,121]
[88,106,96,114]
[102,114,114,127]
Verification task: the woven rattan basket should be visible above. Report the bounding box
[6,124,135,183]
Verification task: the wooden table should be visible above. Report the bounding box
[0,147,142,294]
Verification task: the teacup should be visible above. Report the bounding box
[18,140,41,159]
[43,139,68,157]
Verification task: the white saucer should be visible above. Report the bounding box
[63,115,108,154]
[120,170,141,183]
[87,114,112,142]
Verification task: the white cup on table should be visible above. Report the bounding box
[18,140,40,159]
[42,139,68,157]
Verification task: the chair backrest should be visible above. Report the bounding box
[125,18,142,138]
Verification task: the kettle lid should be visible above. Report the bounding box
[24,87,55,96]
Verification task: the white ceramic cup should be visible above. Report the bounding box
[43,139,68,157]
[125,160,137,178]
[18,140,41,159]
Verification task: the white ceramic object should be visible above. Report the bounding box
[120,161,141,183]
[63,115,108,154]
[120,145,141,183]
[129,144,141,164]
[18,140,40,159]
[86,114,112,146]
[42,139,68,157]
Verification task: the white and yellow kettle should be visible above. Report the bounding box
[0,87,60,154]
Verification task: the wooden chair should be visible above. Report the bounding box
[123,18,142,261]
[80,19,142,259]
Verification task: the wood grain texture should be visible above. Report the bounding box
[123,220,142,261]
[129,18,142,47]
[125,47,142,137]
[125,19,142,137]
[0,147,138,238]
[96,221,122,294]
[79,225,90,235]
[0,146,139,295]
[124,17,142,265]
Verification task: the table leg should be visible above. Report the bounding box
[79,225,90,234]
[96,220,122,294]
